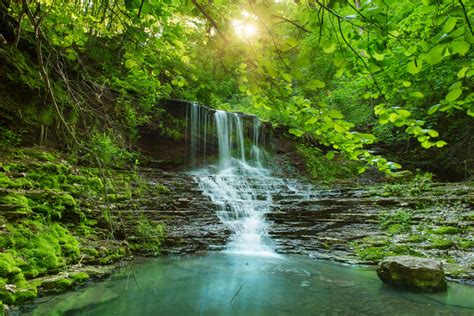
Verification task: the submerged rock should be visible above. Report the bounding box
[376,256,447,292]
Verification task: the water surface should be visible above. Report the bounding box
[26,253,474,315]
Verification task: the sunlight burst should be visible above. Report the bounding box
[231,11,258,40]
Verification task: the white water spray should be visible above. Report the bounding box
[190,106,279,257]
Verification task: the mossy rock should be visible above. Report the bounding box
[406,234,426,243]
[40,277,74,293]
[433,226,459,235]
[14,148,58,162]
[70,272,89,284]
[377,256,447,292]
[457,239,474,250]
[0,281,37,305]
[2,221,80,277]
[0,173,35,189]
[0,193,31,215]
[426,238,454,250]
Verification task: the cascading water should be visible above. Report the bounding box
[189,104,280,256]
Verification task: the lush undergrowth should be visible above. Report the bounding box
[0,147,166,305]
[295,143,360,184]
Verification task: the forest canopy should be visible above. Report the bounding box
[0,0,473,174]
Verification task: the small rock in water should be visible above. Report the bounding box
[376,256,447,292]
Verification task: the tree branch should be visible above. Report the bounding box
[271,14,309,32]
[458,0,473,34]
[191,0,228,43]
[337,17,383,98]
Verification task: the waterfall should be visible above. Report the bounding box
[190,105,278,257]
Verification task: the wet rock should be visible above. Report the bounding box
[376,256,447,292]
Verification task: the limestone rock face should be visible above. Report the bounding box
[377,256,447,292]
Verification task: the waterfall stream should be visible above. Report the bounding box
[189,104,280,256]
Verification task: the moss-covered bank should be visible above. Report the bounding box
[0,147,166,306]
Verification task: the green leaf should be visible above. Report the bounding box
[322,40,336,54]
[451,41,470,55]
[379,113,390,125]
[427,129,439,137]
[435,140,447,147]
[457,67,468,78]
[427,104,441,114]
[368,62,381,73]
[397,109,411,118]
[358,167,366,174]
[467,106,474,117]
[289,128,304,137]
[328,110,344,119]
[285,37,298,48]
[282,73,292,82]
[402,81,411,87]
[407,59,421,74]
[372,51,384,61]
[445,88,462,102]
[389,113,399,123]
[410,91,424,98]
[325,151,335,160]
[404,45,417,57]
[425,45,444,65]
[305,117,318,125]
[124,59,136,69]
[421,141,432,149]
[443,17,457,33]
[308,79,325,89]
[334,123,346,133]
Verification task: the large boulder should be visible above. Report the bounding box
[377,256,447,292]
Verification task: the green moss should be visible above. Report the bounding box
[33,162,69,174]
[353,238,422,262]
[24,150,57,162]
[463,212,474,221]
[457,239,474,250]
[0,193,31,213]
[156,183,170,194]
[0,173,15,188]
[407,234,426,243]
[65,174,104,197]
[13,285,37,303]
[70,272,89,283]
[2,221,80,278]
[0,277,37,305]
[2,163,26,173]
[355,246,387,261]
[379,210,412,233]
[0,253,22,278]
[41,277,74,293]
[433,226,459,235]
[426,238,454,250]
[54,278,74,289]
[130,215,165,254]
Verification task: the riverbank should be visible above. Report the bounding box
[268,181,474,282]
[1,146,473,313]
[0,146,230,309]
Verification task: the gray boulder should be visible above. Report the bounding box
[377,256,447,292]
